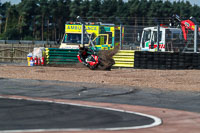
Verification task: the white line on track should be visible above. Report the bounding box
[0,96,162,133]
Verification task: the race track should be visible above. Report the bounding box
[0,78,200,133]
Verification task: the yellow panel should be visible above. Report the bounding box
[119,50,135,53]
[102,47,108,50]
[113,64,134,67]
[115,53,134,56]
[110,27,115,36]
[113,58,134,61]
[65,24,99,35]
[113,56,134,59]
[114,61,134,64]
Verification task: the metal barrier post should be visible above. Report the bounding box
[157,24,160,51]
[116,17,123,50]
[194,25,198,53]
[10,43,14,62]
[120,24,122,50]
[154,18,160,51]
[81,23,85,45]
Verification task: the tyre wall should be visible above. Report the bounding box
[45,48,79,65]
[113,50,135,68]
[134,51,200,69]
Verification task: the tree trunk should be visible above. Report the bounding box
[0,15,2,34]
[0,23,1,34]
[47,19,49,41]
[18,15,23,35]
[42,14,44,41]
[4,15,9,33]
[143,16,145,26]
[54,27,57,42]
[134,14,138,42]
[33,17,35,39]
[54,19,57,42]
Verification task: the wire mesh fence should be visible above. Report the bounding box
[1,16,200,63]
[77,16,200,52]
[120,25,199,52]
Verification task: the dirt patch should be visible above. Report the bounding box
[0,64,200,92]
[97,46,119,70]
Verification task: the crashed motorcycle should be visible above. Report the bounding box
[76,16,115,70]
[77,46,115,70]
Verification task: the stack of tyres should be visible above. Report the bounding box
[171,52,179,69]
[45,48,79,65]
[159,52,167,69]
[198,54,200,69]
[140,51,148,69]
[196,54,200,69]
[134,51,200,70]
[178,53,185,69]
[134,51,141,68]
[153,52,160,69]
[165,52,172,69]
[192,53,200,69]
[147,52,154,69]
[184,53,193,69]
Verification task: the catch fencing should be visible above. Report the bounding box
[121,25,200,52]
[0,24,200,66]
[0,41,59,63]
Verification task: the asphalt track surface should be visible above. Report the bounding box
[0,98,155,130]
[1,78,200,113]
[0,78,200,133]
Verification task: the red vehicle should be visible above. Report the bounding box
[170,14,200,42]
[77,45,115,70]
[77,46,99,70]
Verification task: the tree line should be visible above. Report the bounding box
[0,0,199,41]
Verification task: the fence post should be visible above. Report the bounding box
[189,17,198,53]
[76,16,85,46]
[154,18,160,51]
[10,43,14,62]
[116,17,123,50]
[157,24,160,51]
[81,23,85,45]
[194,24,198,53]
[120,24,123,50]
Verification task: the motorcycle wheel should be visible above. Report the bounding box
[98,58,115,70]
[88,65,97,70]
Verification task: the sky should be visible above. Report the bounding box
[1,0,21,5]
[1,0,200,6]
[168,0,200,6]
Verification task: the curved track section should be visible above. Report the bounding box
[0,96,161,132]
[0,79,200,133]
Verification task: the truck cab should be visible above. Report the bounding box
[60,22,123,50]
[140,26,182,52]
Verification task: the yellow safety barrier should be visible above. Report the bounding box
[113,50,135,68]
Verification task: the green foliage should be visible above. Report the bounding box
[0,27,21,40]
[70,0,81,20]
[80,0,90,18]
[87,0,101,19]
[23,35,34,40]
[0,0,200,41]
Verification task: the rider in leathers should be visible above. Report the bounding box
[78,46,95,66]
